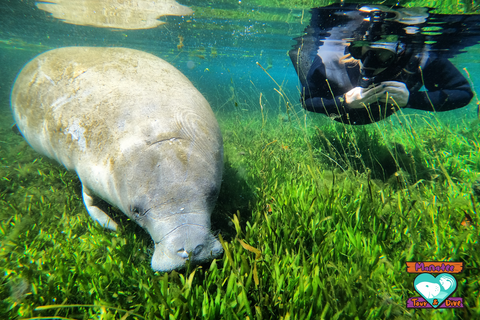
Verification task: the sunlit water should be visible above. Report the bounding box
[1,1,477,125]
[0,1,313,116]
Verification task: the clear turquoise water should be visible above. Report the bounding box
[1,1,479,125]
[0,0,310,115]
[1,1,480,121]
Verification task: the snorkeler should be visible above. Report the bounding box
[290,4,478,125]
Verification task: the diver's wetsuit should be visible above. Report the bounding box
[302,53,473,125]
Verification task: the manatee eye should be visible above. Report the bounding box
[130,206,150,219]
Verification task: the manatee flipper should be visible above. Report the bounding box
[82,185,118,230]
[11,124,23,137]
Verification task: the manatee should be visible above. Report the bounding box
[10,47,224,272]
[416,282,441,298]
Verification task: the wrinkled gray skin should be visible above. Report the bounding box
[11,47,224,272]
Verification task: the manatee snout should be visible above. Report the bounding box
[151,224,223,272]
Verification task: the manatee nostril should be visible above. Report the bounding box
[177,245,204,259]
[177,248,189,259]
[212,247,223,255]
[193,245,204,256]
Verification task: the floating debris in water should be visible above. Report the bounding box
[177,35,184,50]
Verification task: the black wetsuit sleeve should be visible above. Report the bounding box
[302,57,348,115]
[407,58,473,111]
[301,56,390,125]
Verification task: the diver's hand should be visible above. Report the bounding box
[379,81,409,107]
[345,84,387,109]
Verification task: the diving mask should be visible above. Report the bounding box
[349,41,406,69]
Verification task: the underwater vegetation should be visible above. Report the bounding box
[203,0,480,12]
[1,67,480,319]
[1,0,479,317]
[311,124,429,182]
[191,0,480,21]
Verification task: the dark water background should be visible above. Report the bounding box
[0,0,479,127]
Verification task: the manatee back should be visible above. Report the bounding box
[11,47,221,171]
[11,47,223,211]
